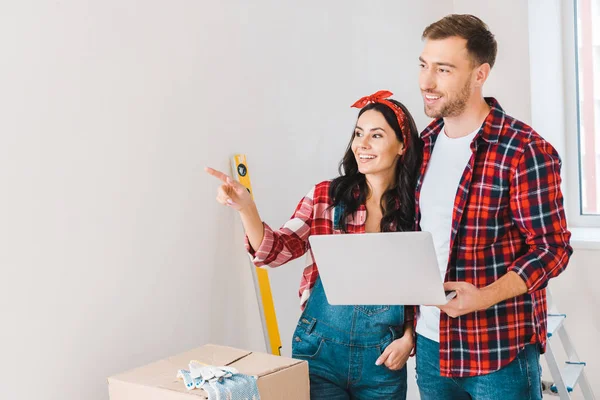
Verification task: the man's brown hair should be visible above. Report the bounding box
[422,14,497,68]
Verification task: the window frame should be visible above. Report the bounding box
[562,0,600,226]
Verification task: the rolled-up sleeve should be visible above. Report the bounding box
[508,139,573,292]
[244,186,315,268]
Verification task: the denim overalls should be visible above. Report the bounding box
[291,276,407,399]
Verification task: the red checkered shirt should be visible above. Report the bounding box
[416,97,573,377]
[245,181,368,307]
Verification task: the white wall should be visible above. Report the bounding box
[453,0,532,124]
[2,1,594,399]
[543,247,600,398]
[528,0,568,160]
[0,1,448,399]
[0,2,270,399]
[527,1,600,397]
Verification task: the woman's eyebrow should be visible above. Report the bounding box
[355,126,385,132]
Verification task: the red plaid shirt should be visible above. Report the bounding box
[245,181,368,307]
[416,98,573,377]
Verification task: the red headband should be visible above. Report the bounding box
[351,90,409,150]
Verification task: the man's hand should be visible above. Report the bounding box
[439,272,529,318]
[375,334,413,371]
[437,281,491,318]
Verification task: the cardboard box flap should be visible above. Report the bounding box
[108,344,308,400]
[230,351,305,377]
[109,359,176,386]
[167,344,251,368]
[109,345,251,388]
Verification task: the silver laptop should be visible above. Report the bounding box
[308,231,451,305]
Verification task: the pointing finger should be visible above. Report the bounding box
[205,167,232,184]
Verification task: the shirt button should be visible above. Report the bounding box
[295,336,302,342]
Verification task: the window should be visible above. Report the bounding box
[575,0,600,215]
[529,0,600,227]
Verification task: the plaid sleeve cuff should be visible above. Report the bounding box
[244,222,275,264]
[509,257,550,293]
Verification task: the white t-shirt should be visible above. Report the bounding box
[415,127,479,342]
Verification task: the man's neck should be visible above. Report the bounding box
[443,97,491,138]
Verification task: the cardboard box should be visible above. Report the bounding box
[108,344,309,400]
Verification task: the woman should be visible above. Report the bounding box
[206,90,423,399]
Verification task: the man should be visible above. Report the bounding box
[415,14,572,400]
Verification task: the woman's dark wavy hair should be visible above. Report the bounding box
[329,100,423,232]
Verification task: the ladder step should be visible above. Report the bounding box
[547,313,566,337]
[550,362,586,393]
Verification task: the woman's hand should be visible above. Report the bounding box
[375,334,414,371]
[205,167,254,212]
[206,167,264,250]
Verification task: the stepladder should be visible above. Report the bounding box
[544,289,595,399]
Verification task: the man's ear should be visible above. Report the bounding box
[474,63,491,88]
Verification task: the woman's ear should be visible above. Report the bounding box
[397,143,405,156]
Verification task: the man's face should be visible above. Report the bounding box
[419,36,476,119]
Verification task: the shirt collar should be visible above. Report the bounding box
[420,97,504,144]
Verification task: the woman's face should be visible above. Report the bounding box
[351,109,404,180]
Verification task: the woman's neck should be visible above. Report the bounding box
[365,173,395,204]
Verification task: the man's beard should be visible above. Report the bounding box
[424,79,472,118]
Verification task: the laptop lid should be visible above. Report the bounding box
[308,231,447,305]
